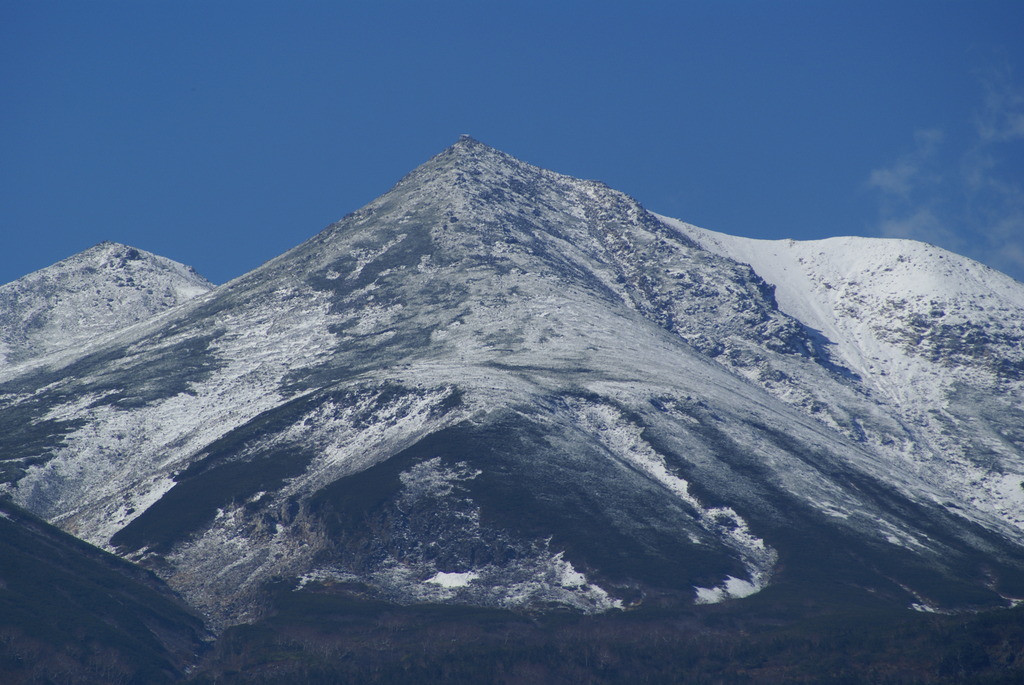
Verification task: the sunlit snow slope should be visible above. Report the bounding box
[663,218,1024,541]
[0,242,213,367]
[1,138,1023,630]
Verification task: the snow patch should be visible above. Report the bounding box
[694,576,761,604]
[426,571,479,588]
[570,399,777,599]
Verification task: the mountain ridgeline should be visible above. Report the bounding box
[0,241,213,369]
[2,136,1024,657]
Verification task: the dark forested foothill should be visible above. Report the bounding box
[183,582,1024,685]
[0,499,209,685]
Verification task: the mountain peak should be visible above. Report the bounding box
[452,133,492,149]
[91,239,132,250]
[4,139,1024,635]
[427,135,522,171]
[447,134,509,158]
[0,243,213,368]
[79,241,152,269]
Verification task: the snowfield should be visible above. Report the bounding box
[660,215,1024,541]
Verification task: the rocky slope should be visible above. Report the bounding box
[1,137,1022,631]
[0,241,213,368]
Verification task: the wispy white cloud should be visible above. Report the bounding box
[875,207,956,246]
[976,71,1024,143]
[867,128,943,197]
[867,71,1024,283]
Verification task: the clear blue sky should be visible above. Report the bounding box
[3,1,1023,285]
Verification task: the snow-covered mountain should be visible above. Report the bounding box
[1,137,1022,631]
[664,220,1024,536]
[0,241,213,368]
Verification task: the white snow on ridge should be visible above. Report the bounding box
[657,214,1024,538]
[657,215,1024,395]
[12,280,348,544]
[0,241,214,368]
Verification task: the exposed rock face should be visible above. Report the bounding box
[1,138,1023,630]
